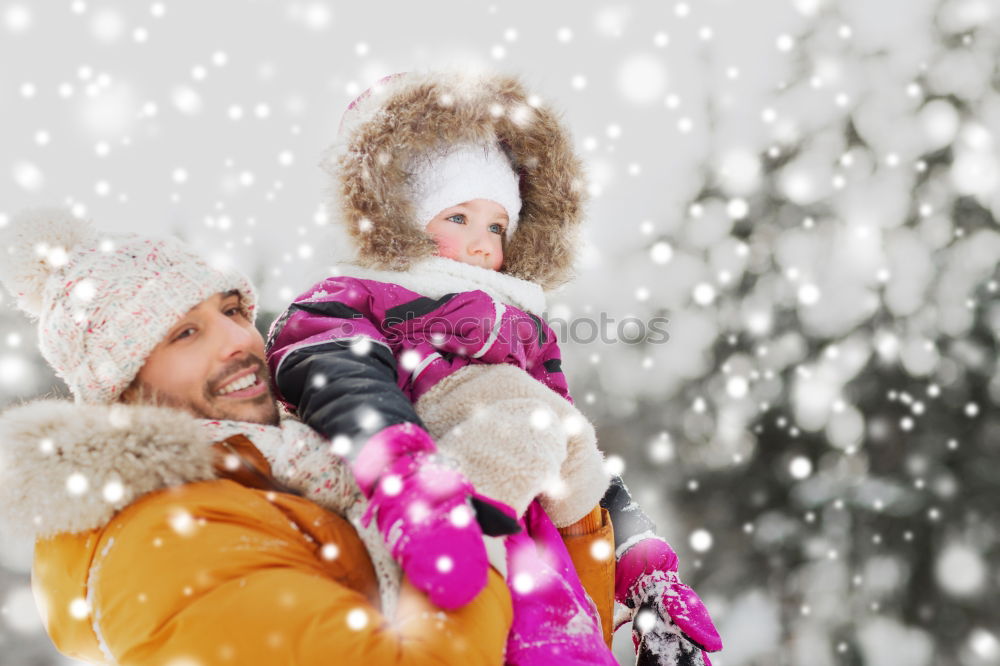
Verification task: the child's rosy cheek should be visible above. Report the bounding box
[434,237,461,260]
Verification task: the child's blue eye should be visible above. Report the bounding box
[446,214,466,224]
[489,223,505,235]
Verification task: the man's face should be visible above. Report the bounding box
[124,291,279,425]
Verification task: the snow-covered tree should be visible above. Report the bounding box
[558,1,1000,664]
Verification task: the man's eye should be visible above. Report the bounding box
[489,223,505,235]
[446,214,466,224]
[173,327,197,342]
[224,306,243,317]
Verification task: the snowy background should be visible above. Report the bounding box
[2,0,1000,664]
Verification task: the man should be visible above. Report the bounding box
[0,209,615,665]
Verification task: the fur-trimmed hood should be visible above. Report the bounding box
[324,70,587,291]
[0,400,216,538]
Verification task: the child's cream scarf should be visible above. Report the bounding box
[342,256,547,314]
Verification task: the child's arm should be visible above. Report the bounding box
[601,476,723,662]
[600,475,658,548]
[266,277,422,443]
[265,277,501,610]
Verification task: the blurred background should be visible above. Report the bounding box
[2,0,999,664]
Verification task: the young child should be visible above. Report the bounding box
[266,71,720,664]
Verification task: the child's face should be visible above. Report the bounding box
[425,199,507,271]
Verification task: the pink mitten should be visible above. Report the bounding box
[617,537,723,658]
[354,423,489,610]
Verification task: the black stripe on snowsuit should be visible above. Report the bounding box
[275,339,425,454]
[528,313,547,345]
[600,475,657,550]
[543,358,562,373]
[384,293,458,325]
[291,300,368,321]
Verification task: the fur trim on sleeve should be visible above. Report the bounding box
[0,400,216,538]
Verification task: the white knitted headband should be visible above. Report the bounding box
[408,143,522,239]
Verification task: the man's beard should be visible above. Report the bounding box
[133,357,280,426]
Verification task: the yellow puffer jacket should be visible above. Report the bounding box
[0,401,614,665]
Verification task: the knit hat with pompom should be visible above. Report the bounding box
[0,208,257,404]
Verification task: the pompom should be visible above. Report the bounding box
[0,208,98,316]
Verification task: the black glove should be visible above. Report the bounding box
[470,495,522,536]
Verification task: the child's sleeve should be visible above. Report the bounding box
[600,475,657,550]
[265,276,426,447]
[558,506,616,647]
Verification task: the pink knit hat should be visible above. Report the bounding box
[0,208,257,404]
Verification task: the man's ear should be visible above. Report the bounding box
[118,381,138,404]
[119,378,154,406]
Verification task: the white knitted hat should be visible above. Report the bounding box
[0,208,257,404]
[408,142,522,239]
